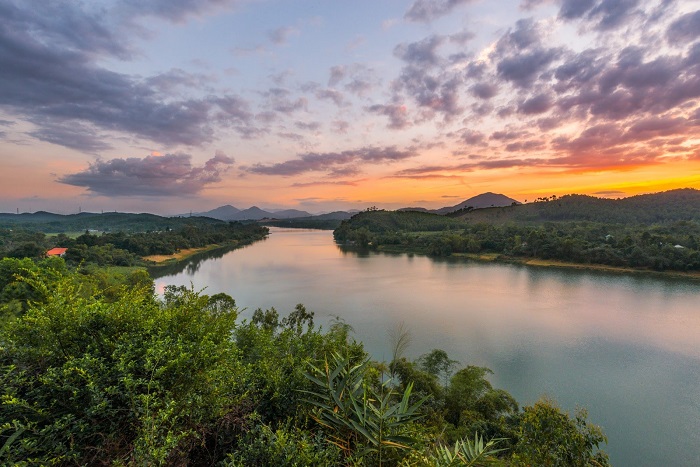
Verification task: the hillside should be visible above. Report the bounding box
[452,189,700,224]
[434,192,520,214]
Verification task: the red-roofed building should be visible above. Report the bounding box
[46,247,68,257]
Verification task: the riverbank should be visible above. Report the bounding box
[365,245,700,281]
[144,241,249,267]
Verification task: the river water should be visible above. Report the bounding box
[152,228,700,466]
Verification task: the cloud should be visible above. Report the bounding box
[558,0,596,20]
[394,35,445,67]
[666,9,700,44]
[0,1,258,148]
[496,47,563,88]
[315,88,347,107]
[247,146,417,176]
[404,0,476,22]
[470,82,499,99]
[58,152,234,196]
[367,103,412,130]
[587,0,641,31]
[117,0,243,24]
[331,120,350,134]
[291,180,360,187]
[267,26,300,45]
[27,120,112,154]
[518,93,553,114]
[260,88,308,115]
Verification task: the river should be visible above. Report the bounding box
[152,228,700,466]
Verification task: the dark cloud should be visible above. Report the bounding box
[392,52,466,122]
[558,0,596,20]
[496,47,563,87]
[558,0,641,30]
[667,10,700,44]
[459,129,486,145]
[27,120,112,154]
[404,0,476,22]
[295,121,322,131]
[277,132,305,142]
[315,88,346,107]
[505,140,546,152]
[394,35,445,67]
[367,103,411,130]
[58,152,234,196]
[146,69,215,93]
[594,190,625,195]
[496,18,541,52]
[248,146,417,176]
[588,0,641,31]
[470,82,499,99]
[518,93,553,114]
[328,65,346,87]
[0,1,257,148]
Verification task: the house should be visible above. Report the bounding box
[46,247,68,257]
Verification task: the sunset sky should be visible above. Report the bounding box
[1,0,699,214]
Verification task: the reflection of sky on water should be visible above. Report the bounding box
[155,228,700,467]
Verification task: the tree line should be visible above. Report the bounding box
[336,211,700,272]
[0,221,268,267]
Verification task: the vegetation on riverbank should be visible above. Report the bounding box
[334,190,700,275]
[0,218,268,268]
[0,262,609,465]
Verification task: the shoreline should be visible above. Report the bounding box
[143,242,239,266]
[370,245,700,281]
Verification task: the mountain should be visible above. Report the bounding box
[312,211,354,220]
[270,209,313,219]
[434,192,520,214]
[232,206,272,220]
[197,204,241,220]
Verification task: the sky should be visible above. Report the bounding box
[1,0,699,215]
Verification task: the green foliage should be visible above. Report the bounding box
[0,279,242,465]
[428,433,507,466]
[303,352,427,466]
[417,349,459,386]
[512,397,609,467]
[223,419,342,466]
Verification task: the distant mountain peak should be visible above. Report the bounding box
[435,192,519,214]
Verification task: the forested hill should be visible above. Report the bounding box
[453,189,700,224]
[334,209,464,239]
[0,211,223,233]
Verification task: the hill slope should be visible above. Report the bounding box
[453,189,700,224]
[434,192,520,214]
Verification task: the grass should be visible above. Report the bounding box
[143,243,235,265]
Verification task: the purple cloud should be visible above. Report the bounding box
[58,152,234,196]
[248,146,417,176]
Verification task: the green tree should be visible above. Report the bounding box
[512,397,609,467]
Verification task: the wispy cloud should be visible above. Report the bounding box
[247,146,417,176]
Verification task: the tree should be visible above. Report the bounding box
[512,397,609,466]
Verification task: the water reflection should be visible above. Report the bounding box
[155,228,700,467]
[148,240,266,279]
